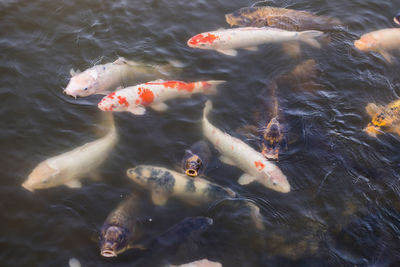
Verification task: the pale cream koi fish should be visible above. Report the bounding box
[22,113,117,191]
[98,80,225,115]
[187,27,323,56]
[354,28,400,63]
[202,100,290,193]
[64,57,178,98]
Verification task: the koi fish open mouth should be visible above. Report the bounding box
[100,248,117,257]
[185,168,198,177]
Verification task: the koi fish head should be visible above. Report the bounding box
[64,70,99,98]
[225,7,258,27]
[100,225,131,257]
[354,34,377,51]
[254,160,290,193]
[98,92,130,112]
[394,12,400,25]
[184,153,202,177]
[22,162,59,192]
[126,166,151,187]
[261,118,284,160]
[187,32,220,49]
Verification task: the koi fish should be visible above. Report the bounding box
[127,165,265,230]
[187,27,323,56]
[202,100,290,193]
[22,113,117,191]
[64,57,178,98]
[98,80,225,115]
[182,140,211,177]
[364,99,400,137]
[100,193,147,257]
[225,6,341,31]
[354,28,400,63]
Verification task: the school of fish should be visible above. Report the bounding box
[20,3,400,266]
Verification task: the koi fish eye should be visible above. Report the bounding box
[83,87,88,91]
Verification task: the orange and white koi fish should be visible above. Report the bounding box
[202,100,290,193]
[187,27,323,56]
[98,80,225,115]
[64,57,178,98]
[354,28,400,63]
[22,113,117,191]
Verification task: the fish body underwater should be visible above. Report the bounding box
[98,80,225,115]
[126,165,265,230]
[182,140,212,177]
[354,28,400,63]
[187,27,323,56]
[22,113,117,191]
[364,99,400,137]
[202,100,290,193]
[64,57,177,98]
[225,6,341,31]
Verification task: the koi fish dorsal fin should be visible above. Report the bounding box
[70,68,81,77]
[365,103,383,117]
[113,57,138,66]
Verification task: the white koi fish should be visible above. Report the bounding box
[354,28,400,63]
[98,80,225,115]
[202,100,290,193]
[22,113,117,191]
[64,57,178,98]
[187,27,323,56]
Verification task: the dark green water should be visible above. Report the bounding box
[2,0,400,266]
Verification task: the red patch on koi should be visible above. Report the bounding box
[107,92,116,99]
[188,33,219,46]
[117,96,129,107]
[146,81,195,92]
[137,87,154,106]
[254,160,265,171]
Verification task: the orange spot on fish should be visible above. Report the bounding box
[212,129,216,134]
[107,92,116,99]
[138,87,154,106]
[135,99,140,104]
[254,160,265,171]
[189,33,219,46]
[117,96,129,107]
[146,81,196,92]
[231,146,234,150]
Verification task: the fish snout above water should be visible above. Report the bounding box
[100,226,129,257]
[184,154,202,177]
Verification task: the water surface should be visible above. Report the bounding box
[2,0,400,266]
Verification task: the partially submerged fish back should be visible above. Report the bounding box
[155,216,213,247]
[225,6,341,31]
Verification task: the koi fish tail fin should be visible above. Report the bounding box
[245,201,265,231]
[98,111,116,137]
[203,100,213,119]
[298,30,323,48]
[203,80,226,95]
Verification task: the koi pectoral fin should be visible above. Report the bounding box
[365,103,382,117]
[238,174,257,185]
[151,188,169,206]
[150,102,168,112]
[216,49,238,56]
[64,180,82,189]
[128,106,146,115]
[378,50,394,63]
